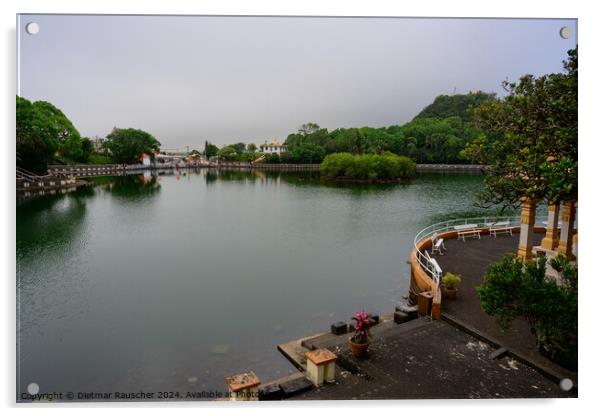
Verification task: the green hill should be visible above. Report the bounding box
[413,91,496,122]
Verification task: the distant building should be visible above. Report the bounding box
[155,152,185,167]
[139,153,151,166]
[259,139,288,155]
[92,136,106,153]
[187,152,206,164]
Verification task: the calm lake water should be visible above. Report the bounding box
[17,169,490,400]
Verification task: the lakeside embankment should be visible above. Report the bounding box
[17,163,485,193]
[47,162,484,175]
[258,227,575,400]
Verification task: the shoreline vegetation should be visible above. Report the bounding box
[17,91,494,174]
[320,152,416,182]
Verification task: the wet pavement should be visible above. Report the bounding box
[292,317,575,399]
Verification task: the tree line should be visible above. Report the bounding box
[262,91,494,165]
[16,90,494,173]
[16,96,162,173]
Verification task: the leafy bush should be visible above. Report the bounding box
[441,272,461,289]
[320,152,415,180]
[87,154,114,164]
[477,255,577,369]
[263,153,285,164]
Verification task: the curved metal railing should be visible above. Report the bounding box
[413,215,548,286]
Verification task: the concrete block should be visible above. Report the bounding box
[279,376,313,397]
[331,321,348,335]
[258,383,283,401]
[395,301,418,316]
[394,311,412,324]
[417,291,433,316]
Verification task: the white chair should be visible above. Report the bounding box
[429,258,443,286]
[454,224,481,241]
[431,233,446,255]
[487,220,513,237]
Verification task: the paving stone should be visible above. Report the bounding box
[435,233,577,382]
[489,347,508,360]
[290,319,576,400]
[259,383,284,401]
[279,376,313,397]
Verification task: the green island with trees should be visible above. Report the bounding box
[320,152,415,182]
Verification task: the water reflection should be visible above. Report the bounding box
[101,173,162,202]
[16,186,95,259]
[17,169,491,398]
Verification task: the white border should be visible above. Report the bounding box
[3,1,600,415]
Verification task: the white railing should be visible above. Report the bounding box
[413,215,548,285]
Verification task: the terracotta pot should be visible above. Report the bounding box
[444,286,457,300]
[349,338,370,359]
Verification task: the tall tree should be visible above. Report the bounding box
[231,142,247,154]
[16,96,83,172]
[465,48,577,209]
[298,122,321,136]
[104,127,161,164]
[217,145,237,161]
[204,140,219,158]
[79,137,93,162]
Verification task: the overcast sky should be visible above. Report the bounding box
[17,15,577,150]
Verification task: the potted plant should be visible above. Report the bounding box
[349,310,372,359]
[441,272,461,300]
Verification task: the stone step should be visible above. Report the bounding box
[395,300,418,314]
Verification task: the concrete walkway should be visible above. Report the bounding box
[434,232,577,383]
[275,232,577,400]
[291,317,575,399]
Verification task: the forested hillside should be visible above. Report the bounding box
[267,91,496,164]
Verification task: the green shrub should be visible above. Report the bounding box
[320,152,415,180]
[87,154,114,164]
[441,272,461,289]
[477,255,577,369]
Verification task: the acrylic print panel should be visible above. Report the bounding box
[16,14,578,402]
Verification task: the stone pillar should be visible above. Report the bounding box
[305,348,337,386]
[517,198,537,260]
[225,372,261,401]
[541,203,560,249]
[417,291,433,316]
[558,200,577,260]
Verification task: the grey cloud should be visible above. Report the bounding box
[18,15,577,149]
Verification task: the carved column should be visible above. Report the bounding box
[558,200,577,260]
[541,203,560,250]
[517,198,537,260]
